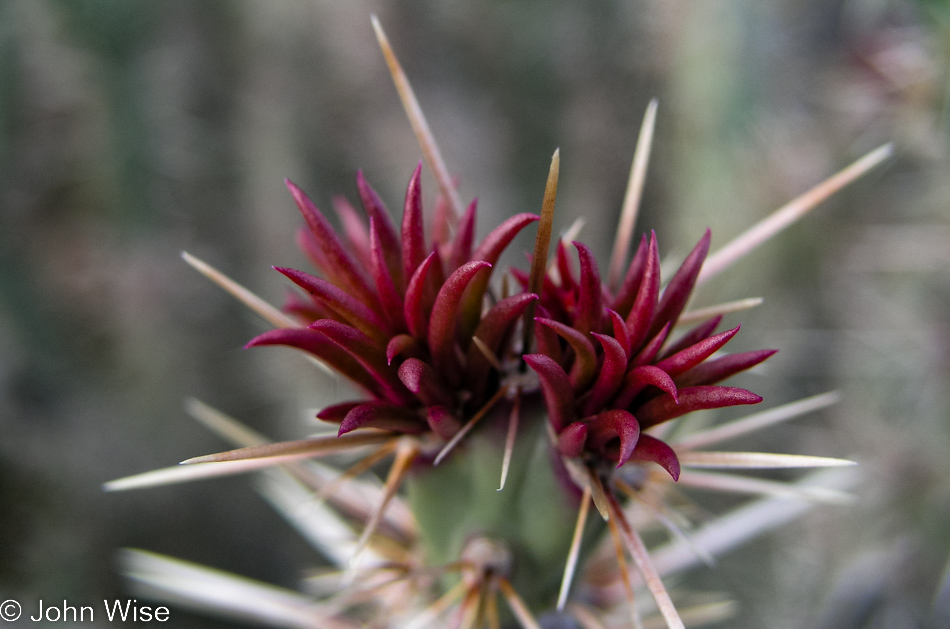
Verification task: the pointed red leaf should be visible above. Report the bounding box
[286,179,378,308]
[557,422,588,458]
[428,261,492,383]
[660,315,722,360]
[534,318,597,392]
[587,409,640,467]
[283,288,334,323]
[581,333,628,416]
[472,213,542,264]
[556,240,576,292]
[275,267,389,342]
[608,309,632,357]
[426,406,463,441]
[459,213,541,337]
[339,403,425,436]
[397,358,453,407]
[573,242,603,337]
[370,217,407,332]
[533,306,563,364]
[655,325,740,378]
[246,328,383,398]
[632,321,671,368]
[629,434,680,480]
[676,349,778,387]
[611,234,648,317]
[636,385,763,428]
[523,354,576,432]
[465,293,538,401]
[612,365,678,409]
[404,252,437,340]
[357,171,404,290]
[402,162,427,283]
[331,195,370,263]
[386,334,424,365]
[316,401,361,423]
[626,231,660,351]
[295,228,333,279]
[311,320,412,404]
[447,198,477,273]
[650,229,711,337]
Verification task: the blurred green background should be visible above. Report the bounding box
[1,1,949,627]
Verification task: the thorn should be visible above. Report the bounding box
[403,580,469,629]
[182,252,299,329]
[698,144,894,285]
[586,468,611,521]
[472,336,504,372]
[314,440,399,503]
[523,149,560,353]
[606,491,685,629]
[498,578,543,629]
[606,513,641,629]
[434,386,508,466]
[677,297,763,326]
[608,99,658,290]
[673,391,841,451]
[181,432,393,465]
[677,451,856,469]
[353,439,418,558]
[557,484,592,610]
[497,389,521,491]
[371,15,464,222]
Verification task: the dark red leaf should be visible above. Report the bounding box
[557,422,588,458]
[386,334,424,365]
[659,315,723,360]
[587,409,640,467]
[448,198,477,273]
[608,309,632,357]
[523,353,576,432]
[459,213,540,337]
[339,403,425,436]
[426,406,462,441]
[404,252,437,340]
[401,162,427,283]
[465,293,538,400]
[632,321,671,368]
[311,320,413,404]
[650,229,711,337]
[676,349,778,387]
[534,317,597,392]
[370,217,407,332]
[315,401,361,424]
[581,334,628,416]
[655,325,740,378]
[275,267,389,342]
[636,385,762,428]
[285,179,378,308]
[331,195,371,264]
[629,434,680,480]
[626,231,660,351]
[397,358,453,407]
[612,234,648,317]
[556,241,576,292]
[246,328,383,398]
[428,261,492,383]
[612,365,678,409]
[573,242,603,337]
[357,171,403,290]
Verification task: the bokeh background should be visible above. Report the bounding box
[2,1,949,627]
